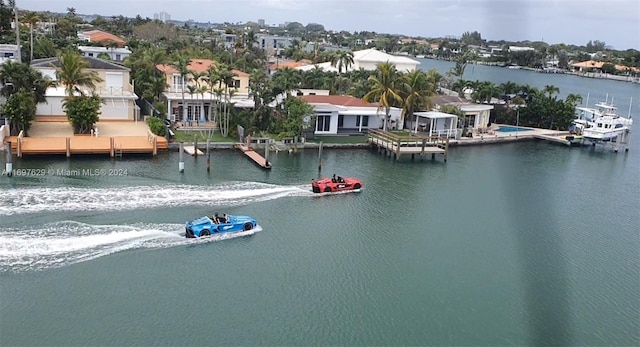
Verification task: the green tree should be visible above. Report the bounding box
[55,49,103,96]
[330,50,354,75]
[363,61,402,131]
[400,69,434,131]
[2,90,36,135]
[62,94,103,134]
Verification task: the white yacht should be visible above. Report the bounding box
[571,96,633,136]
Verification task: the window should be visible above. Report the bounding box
[115,54,121,61]
[233,79,240,88]
[356,116,369,127]
[296,91,303,96]
[338,115,344,127]
[173,75,183,91]
[88,53,94,57]
[316,115,331,132]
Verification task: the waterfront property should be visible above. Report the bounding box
[296,48,420,73]
[298,95,402,135]
[155,59,252,122]
[31,57,140,121]
[430,95,494,134]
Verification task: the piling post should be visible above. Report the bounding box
[264,140,270,164]
[5,141,12,177]
[179,141,185,173]
[194,135,198,157]
[66,137,71,158]
[206,139,211,173]
[317,141,323,172]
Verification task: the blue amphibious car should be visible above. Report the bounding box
[185,213,258,238]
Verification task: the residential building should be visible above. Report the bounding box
[154,11,171,23]
[78,46,132,62]
[508,46,535,52]
[155,58,250,122]
[296,48,420,73]
[429,95,494,136]
[298,94,403,135]
[30,57,139,120]
[258,19,265,27]
[0,44,20,64]
[256,34,300,56]
[77,30,126,48]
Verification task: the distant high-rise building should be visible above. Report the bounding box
[258,19,265,27]
[153,11,171,23]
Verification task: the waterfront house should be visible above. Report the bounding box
[298,94,402,135]
[78,46,132,62]
[77,30,126,48]
[296,48,420,73]
[30,57,139,120]
[155,58,251,122]
[426,95,494,136]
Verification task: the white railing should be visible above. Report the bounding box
[430,129,457,138]
[97,86,135,96]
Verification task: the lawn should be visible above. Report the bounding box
[172,130,369,144]
[172,129,234,143]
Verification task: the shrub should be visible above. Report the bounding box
[146,116,167,137]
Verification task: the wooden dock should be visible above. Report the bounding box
[368,129,448,161]
[4,132,168,157]
[235,143,272,169]
[183,145,204,156]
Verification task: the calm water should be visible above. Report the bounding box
[1,69,639,346]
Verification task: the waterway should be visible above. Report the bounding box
[0,68,639,346]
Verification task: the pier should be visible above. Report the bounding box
[4,132,168,157]
[368,129,448,162]
[183,145,204,156]
[235,142,272,169]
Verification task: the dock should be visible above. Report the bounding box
[235,143,272,169]
[183,145,204,156]
[368,129,448,161]
[4,131,168,157]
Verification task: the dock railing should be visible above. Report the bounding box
[147,130,157,155]
[368,129,449,160]
[17,130,24,157]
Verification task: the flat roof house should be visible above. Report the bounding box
[78,46,132,62]
[296,48,420,73]
[298,95,402,135]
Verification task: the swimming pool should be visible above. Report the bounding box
[496,126,533,133]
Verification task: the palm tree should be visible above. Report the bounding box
[55,49,102,96]
[330,50,355,75]
[401,69,434,131]
[21,11,40,63]
[171,54,190,121]
[565,93,583,106]
[543,84,560,99]
[363,61,402,131]
[204,63,219,122]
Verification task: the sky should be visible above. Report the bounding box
[15,0,640,50]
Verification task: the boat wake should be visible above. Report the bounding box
[0,182,314,216]
[0,221,263,273]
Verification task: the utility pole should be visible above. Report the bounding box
[13,1,21,63]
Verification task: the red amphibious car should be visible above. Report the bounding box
[312,175,363,193]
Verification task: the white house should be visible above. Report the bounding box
[295,48,420,73]
[299,95,402,135]
[0,44,20,64]
[31,57,139,120]
[78,46,132,62]
[413,111,459,138]
[430,95,494,133]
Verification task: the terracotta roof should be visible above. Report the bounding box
[81,30,126,47]
[269,60,312,71]
[572,60,639,72]
[299,95,378,107]
[156,59,248,76]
